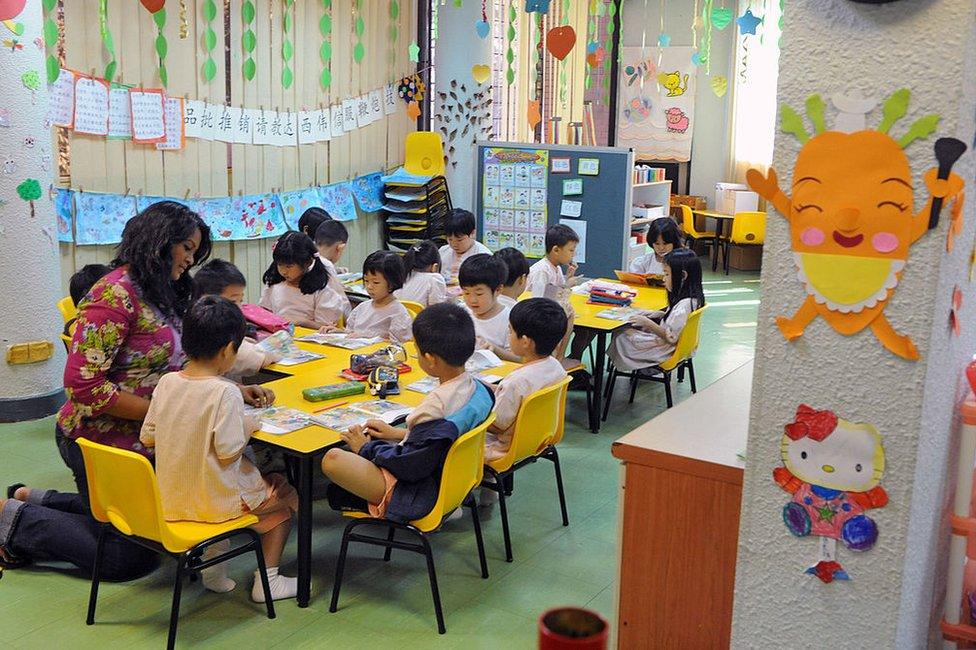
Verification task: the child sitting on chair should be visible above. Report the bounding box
[493,247,529,308]
[313,218,353,318]
[323,250,413,343]
[321,303,495,523]
[140,296,299,602]
[439,208,491,287]
[608,249,705,370]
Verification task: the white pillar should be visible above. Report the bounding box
[0,0,65,420]
[432,0,493,210]
[731,1,976,647]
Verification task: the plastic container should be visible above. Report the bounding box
[538,607,608,650]
[302,381,366,402]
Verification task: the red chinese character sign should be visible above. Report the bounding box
[747,89,966,360]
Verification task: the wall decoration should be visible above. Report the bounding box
[1,0,25,36]
[201,0,218,82]
[407,40,419,63]
[16,178,41,217]
[475,0,490,39]
[563,178,583,196]
[280,187,327,230]
[54,187,72,242]
[435,80,492,168]
[525,0,552,12]
[527,99,541,131]
[178,0,188,39]
[242,0,257,81]
[578,158,600,175]
[349,172,385,212]
[471,64,490,84]
[406,100,420,120]
[506,2,516,85]
[41,0,58,83]
[736,8,763,35]
[97,0,118,83]
[318,182,358,221]
[47,68,74,127]
[74,76,110,136]
[710,74,728,98]
[352,0,365,64]
[129,88,166,144]
[108,84,132,139]
[950,285,963,336]
[75,192,138,244]
[396,74,424,104]
[282,0,295,87]
[551,157,570,173]
[831,93,878,134]
[774,405,887,583]
[616,46,698,162]
[483,147,549,257]
[157,96,184,150]
[711,5,732,29]
[389,0,400,68]
[546,25,576,61]
[152,7,168,86]
[746,89,966,360]
[140,0,165,12]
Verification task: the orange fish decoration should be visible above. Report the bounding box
[747,89,966,360]
[527,100,541,131]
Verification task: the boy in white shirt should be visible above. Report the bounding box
[140,297,298,602]
[459,254,520,363]
[439,208,491,286]
[526,224,580,360]
[313,218,353,318]
[493,247,529,308]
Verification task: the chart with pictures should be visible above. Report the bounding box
[482,147,549,258]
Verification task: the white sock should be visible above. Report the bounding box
[201,540,236,593]
[252,566,298,603]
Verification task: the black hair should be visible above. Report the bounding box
[458,253,506,291]
[362,250,406,292]
[69,264,111,306]
[402,240,441,278]
[545,224,579,252]
[182,295,247,360]
[263,231,330,294]
[314,219,348,248]
[494,248,529,286]
[444,208,477,237]
[298,207,331,238]
[663,249,705,313]
[193,259,247,301]
[412,302,475,367]
[510,298,567,356]
[112,201,213,319]
[647,217,683,249]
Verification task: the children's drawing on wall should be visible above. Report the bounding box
[747,88,967,360]
[774,405,888,584]
[616,46,697,162]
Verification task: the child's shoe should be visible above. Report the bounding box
[251,566,298,603]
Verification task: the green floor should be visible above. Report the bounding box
[0,267,759,649]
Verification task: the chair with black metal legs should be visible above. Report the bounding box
[328,414,495,634]
[76,438,276,650]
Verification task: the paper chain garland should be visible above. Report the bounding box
[42,0,59,83]
[242,0,256,81]
[319,0,332,89]
[97,0,116,84]
[282,0,294,88]
[202,0,218,82]
[353,0,365,65]
[154,7,168,87]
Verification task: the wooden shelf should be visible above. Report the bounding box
[630,217,664,227]
[632,180,671,188]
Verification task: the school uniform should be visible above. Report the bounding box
[439,241,492,283]
[628,253,665,275]
[258,282,345,328]
[608,298,699,370]
[321,256,353,317]
[395,271,448,307]
[345,298,414,343]
[497,294,517,308]
[464,304,512,352]
[485,356,567,461]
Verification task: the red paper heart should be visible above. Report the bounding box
[140,0,166,13]
[546,26,576,61]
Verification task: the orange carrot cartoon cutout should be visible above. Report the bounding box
[747,89,966,360]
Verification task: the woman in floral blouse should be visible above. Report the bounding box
[0,202,272,579]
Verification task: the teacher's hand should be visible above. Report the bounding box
[240,384,275,407]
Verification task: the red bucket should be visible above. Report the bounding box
[538,607,609,649]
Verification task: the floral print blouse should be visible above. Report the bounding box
[57,267,184,458]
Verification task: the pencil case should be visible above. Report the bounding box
[302,382,367,402]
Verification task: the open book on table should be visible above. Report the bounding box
[245,406,312,435]
[309,399,413,433]
[294,332,383,349]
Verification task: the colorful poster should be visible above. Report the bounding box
[74,192,138,245]
[319,182,358,222]
[137,196,193,212]
[54,188,73,242]
[280,187,328,230]
[482,147,549,257]
[616,46,697,162]
[228,194,288,239]
[349,172,384,212]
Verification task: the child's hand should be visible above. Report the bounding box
[336,266,349,275]
[319,324,344,334]
[240,384,275,407]
[263,349,285,364]
[628,314,656,331]
[566,261,578,278]
[341,425,370,453]
[363,419,401,440]
[475,336,491,351]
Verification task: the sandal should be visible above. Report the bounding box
[6,483,25,500]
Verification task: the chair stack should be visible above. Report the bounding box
[383,176,453,253]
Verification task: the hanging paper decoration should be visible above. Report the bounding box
[242,0,256,81]
[407,41,419,63]
[475,0,489,38]
[42,0,59,83]
[525,0,552,12]
[201,0,218,82]
[179,0,188,39]
[558,0,571,107]
[353,0,365,64]
[96,1,118,83]
[602,0,617,103]
[737,8,762,35]
[506,2,517,85]
[406,101,421,121]
[746,89,966,360]
[435,81,492,168]
[153,8,168,87]
[55,188,73,241]
[16,178,41,217]
[389,0,400,68]
[711,5,732,29]
[1,0,25,36]
[471,64,490,84]
[282,0,294,88]
[527,99,541,130]
[709,74,727,97]
[617,47,695,158]
[950,286,963,336]
[698,0,714,72]
[396,75,424,104]
[319,0,332,88]
[774,405,888,584]
[657,33,670,47]
[140,0,165,12]
[349,172,386,212]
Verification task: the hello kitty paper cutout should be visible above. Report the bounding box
[774,404,888,583]
[748,89,966,360]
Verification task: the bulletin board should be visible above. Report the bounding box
[473,141,635,279]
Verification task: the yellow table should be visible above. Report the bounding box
[250,329,521,607]
[692,209,735,271]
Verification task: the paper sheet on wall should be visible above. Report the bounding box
[129,89,166,144]
[369,90,383,123]
[342,99,357,133]
[198,102,217,141]
[55,188,73,242]
[271,111,297,147]
[616,46,697,162]
[280,187,329,230]
[313,108,331,142]
[356,95,371,128]
[331,105,345,137]
[108,84,133,139]
[213,104,235,142]
[252,109,271,145]
[559,218,587,263]
[48,69,76,128]
[560,199,582,217]
[349,172,385,212]
[157,97,185,150]
[75,192,138,245]
[320,182,359,221]
[384,84,398,115]
[183,99,205,138]
[235,108,255,144]
[482,147,549,258]
[73,77,109,136]
[297,111,316,144]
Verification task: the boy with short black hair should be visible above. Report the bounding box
[320,303,495,523]
[493,247,529,308]
[297,206,331,240]
[141,296,299,602]
[69,264,112,307]
[526,224,580,360]
[459,253,518,362]
[439,208,491,286]
[313,219,352,316]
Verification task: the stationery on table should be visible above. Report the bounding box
[309,399,413,432]
[295,332,382,350]
[258,330,325,365]
[245,406,311,435]
[464,349,504,373]
[596,306,646,322]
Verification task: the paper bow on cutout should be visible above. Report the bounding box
[950,285,963,336]
[784,404,838,441]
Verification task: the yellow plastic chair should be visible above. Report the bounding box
[679,204,720,267]
[329,414,496,635]
[481,376,572,562]
[404,131,446,178]
[722,211,766,275]
[76,438,276,650]
[58,296,77,324]
[602,306,707,418]
[399,300,425,319]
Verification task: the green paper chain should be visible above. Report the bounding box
[242,0,256,81]
[584,1,596,90]
[42,0,59,83]
[353,0,365,65]
[320,0,333,89]
[506,1,516,86]
[559,0,571,107]
[202,0,218,82]
[389,0,400,70]
[154,9,168,87]
[603,0,617,104]
[282,0,294,88]
[97,0,117,84]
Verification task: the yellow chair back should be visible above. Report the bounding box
[730,211,766,246]
[58,296,77,324]
[404,131,446,178]
[658,306,707,372]
[679,205,714,239]
[411,414,495,532]
[490,376,571,473]
[400,300,425,319]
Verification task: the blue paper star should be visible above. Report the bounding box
[736,9,763,35]
[525,0,553,13]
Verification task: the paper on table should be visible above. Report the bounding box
[331,104,345,137]
[295,332,382,349]
[48,69,76,128]
[156,97,185,150]
[596,306,643,321]
[465,349,503,373]
[560,199,582,217]
[108,84,133,139]
[245,405,310,435]
[310,401,412,432]
[73,76,109,135]
[129,89,166,144]
[406,375,440,394]
[559,218,587,263]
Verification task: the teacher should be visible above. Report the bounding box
[1,201,270,580]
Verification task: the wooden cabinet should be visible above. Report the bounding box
[611,362,751,648]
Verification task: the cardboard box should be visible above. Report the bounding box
[728,244,763,271]
[632,204,666,219]
[715,183,759,215]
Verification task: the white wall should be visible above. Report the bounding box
[621,0,735,197]
[731,1,976,647]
